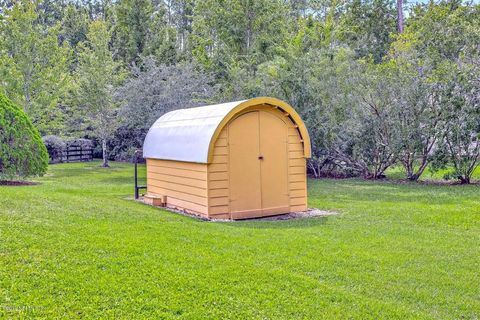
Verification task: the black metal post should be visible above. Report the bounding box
[134,149,147,200]
[134,150,139,199]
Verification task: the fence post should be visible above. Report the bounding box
[134,149,144,199]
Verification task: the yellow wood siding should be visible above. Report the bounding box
[287,126,307,211]
[207,129,230,218]
[146,159,208,216]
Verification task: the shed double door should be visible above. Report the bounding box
[228,110,289,219]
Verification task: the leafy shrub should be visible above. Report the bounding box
[0,93,48,180]
[67,138,94,149]
[42,135,66,163]
[107,126,146,162]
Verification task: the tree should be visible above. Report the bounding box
[112,57,218,160]
[0,0,72,135]
[0,92,48,180]
[434,57,479,184]
[385,32,444,181]
[143,1,178,65]
[396,0,403,32]
[191,0,291,79]
[62,3,89,50]
[252,42,386,178]
[36,0,68,27]
[75,19,122,167]
[338,0,397,63]
[163,0,195,57]
[113,0,153,65]
[406,1,480,183]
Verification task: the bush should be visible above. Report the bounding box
[67,138,94,149]
[42,135,66,163]
[108,126,146,162]
[0,93,48,180]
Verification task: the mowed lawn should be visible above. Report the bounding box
[1,162,479,319]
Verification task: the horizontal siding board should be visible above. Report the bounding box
[288,127,300,136]
[289,158,305,167]
[167,197,208,215]
[289,166,305,174]
[290,181,306,191]
[147,159,207,172]
[288,135,301,143]
[289,174,306,183]
[209,188,229,197]
[148,172,207,189]
[208,163,228,172]
[209,172,228,181]
[288,151,304,159]
[213,146,228,155]
[211,155,228,164]
[215,138,228,147]
[209,197,229,206]
[148,179,207,197]
[210,180,229,189]
[147,185,208,206]
[290,204,307,212]
[290,197,306,206]
[209,205,229,215]
[208,212,230,219]
[288,143,303,151]
[148,167,207,181]
[290,189,306,197]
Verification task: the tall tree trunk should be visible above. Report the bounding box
[459,176,470,184]
[102,139,109,167]
[397,0,404,33]
[409,160,430,181]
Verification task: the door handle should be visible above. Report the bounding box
[258,155,264,160]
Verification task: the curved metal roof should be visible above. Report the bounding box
[143,97,311,163]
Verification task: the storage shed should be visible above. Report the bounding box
[143,97,311,219]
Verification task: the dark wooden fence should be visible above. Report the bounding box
[62,145,93,163]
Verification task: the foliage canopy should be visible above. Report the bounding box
[0,0,478,182]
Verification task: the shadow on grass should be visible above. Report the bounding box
[128,196,333,229]
[0,180,40,186]
[218,215,331,229]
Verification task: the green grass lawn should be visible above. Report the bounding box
[386,164,480,181]
[1,161,479,319]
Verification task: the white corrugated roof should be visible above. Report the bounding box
[143,100,246,163]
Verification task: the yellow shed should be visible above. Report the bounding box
[142,97,311,219]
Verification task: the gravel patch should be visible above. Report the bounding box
[246,208,340,221]
[134,197,339,221]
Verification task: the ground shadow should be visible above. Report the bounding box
[217,215,331,230]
